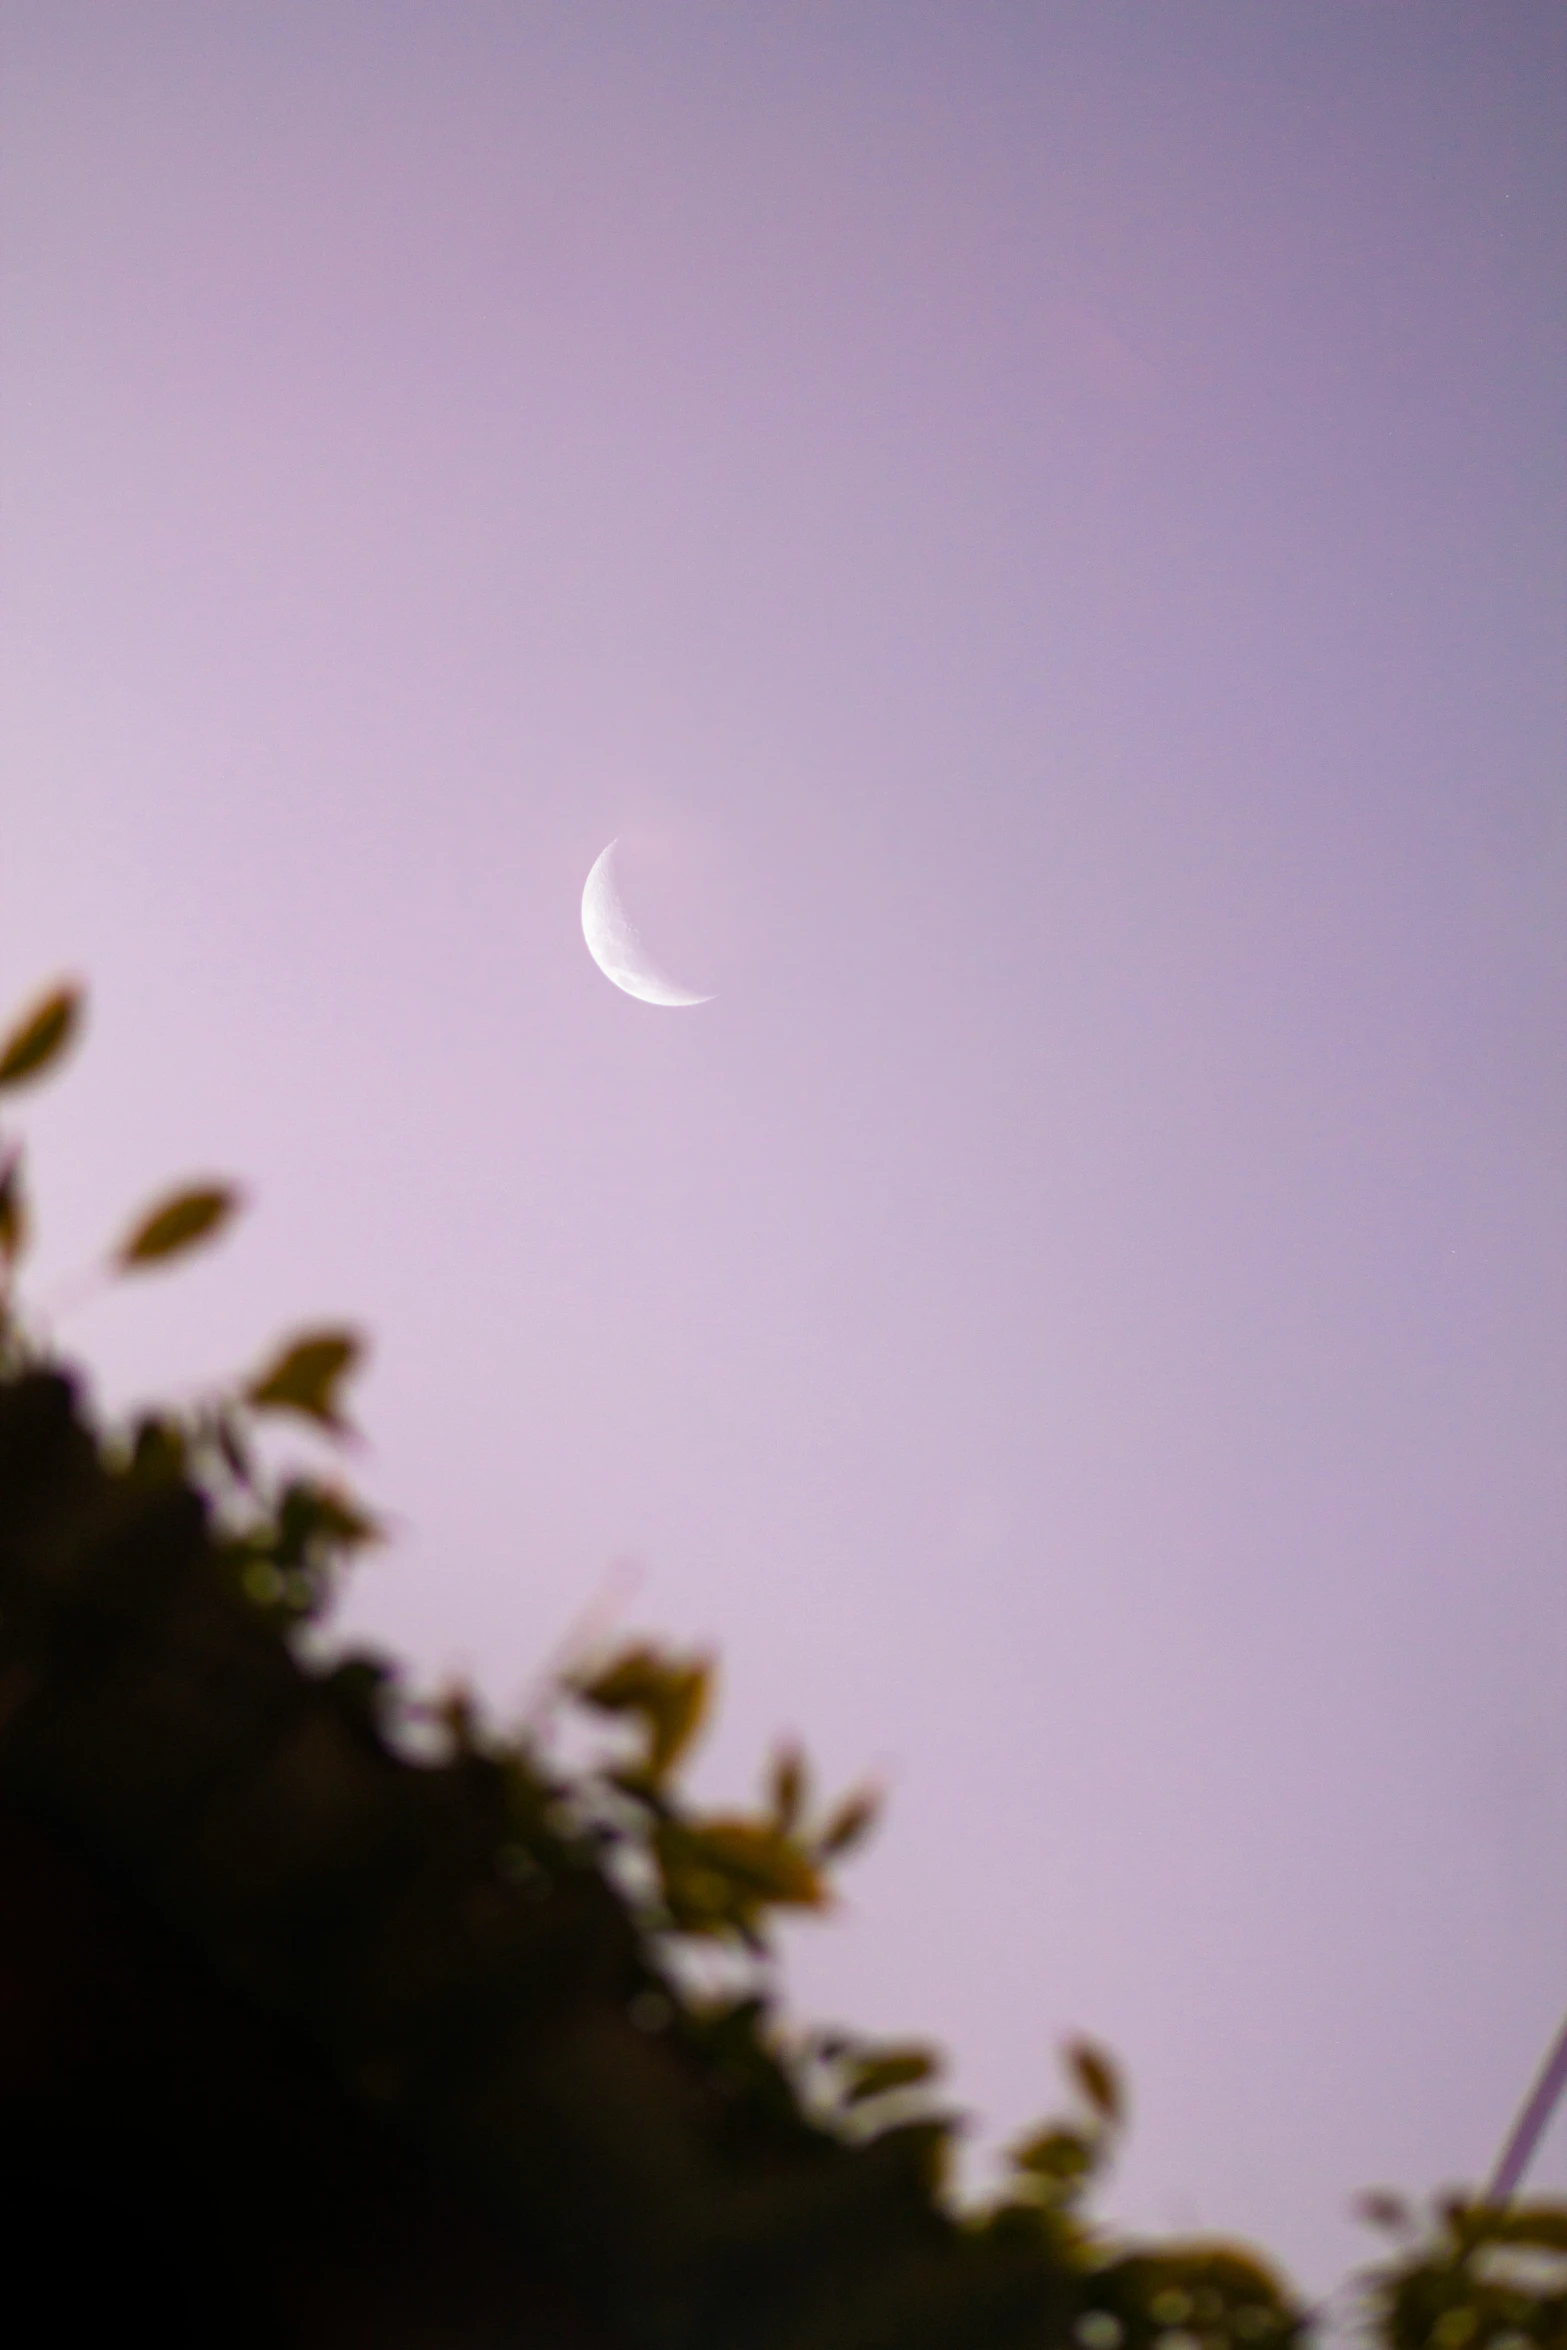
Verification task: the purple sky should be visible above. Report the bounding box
[3,0,1564,2300]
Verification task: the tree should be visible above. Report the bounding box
[0,982,1560,2348]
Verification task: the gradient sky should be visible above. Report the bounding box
[3,0,1564,2305]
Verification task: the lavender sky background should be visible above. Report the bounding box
[3,0,1564,2301]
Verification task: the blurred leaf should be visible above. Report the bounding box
[641,1659,709,1778]
[842,2046,938,2105]
[128,1414,187,1486]
[1013,2127,1097,2195]
[1067,2039,1124,2127]
[652,1839,740,1935]
[1470,2240,1567,2297]
[579,1645,673,1713]
[227,1477,379,1625]
[769,1741,808,1832]
[117,1183,242,1270]
[691,1817,823,1905]
[246,1327,363,1432]
[1485,2205,1567,2252]
[578,1644,711,1782]
[0,982,82,1092]
[605,1762,672,1810]
[324,1652,395,1734]
[274,1477,381,1560]
[213,1408,253,1488]
[314,1486,381,1548]
[817,1786,879,1859]
[1107,2248,1301,2344]
[0,1152,26,1266]
[654,1814,824,1935]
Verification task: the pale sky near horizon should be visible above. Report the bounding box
[2,0,1564,2304]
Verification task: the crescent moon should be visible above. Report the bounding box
[580,841,714,1007]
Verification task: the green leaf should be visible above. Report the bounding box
[653,1814,824,1934]
[1012,2126,1097,2193]
[116,1183,243,1270]
[817,1786,880,1859]
[842,2046,939,2105]
[1066,2039,1124,2126]
[578,1644,712,1782]
[246,1327,363,1431]
[0,982,82,1092]
[650,1825,741,1935]
[691,1817,824,1906]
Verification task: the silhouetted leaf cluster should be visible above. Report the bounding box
[0,978,1560,2348]
[1358,2195,1567,2350]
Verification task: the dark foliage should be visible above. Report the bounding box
[0,981,1558,2347]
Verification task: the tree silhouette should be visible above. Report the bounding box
[0,983,1560,2348]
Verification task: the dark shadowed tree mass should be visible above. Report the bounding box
[0,981,1562,2348]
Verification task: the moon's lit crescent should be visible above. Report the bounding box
[580,841,714,1007]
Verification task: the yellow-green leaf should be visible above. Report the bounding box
[652,1814,825,1935]
[117,1183,243,1270]
[647,1662,709,1778]
[0,983,82,1092]
[246,1328,363,1431]
[308,1486,381,1548]
[1013,2126,1096,2191]
[577,1644,711,1782]
[843,2046,939,2105]
[687,1817,824,1906]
